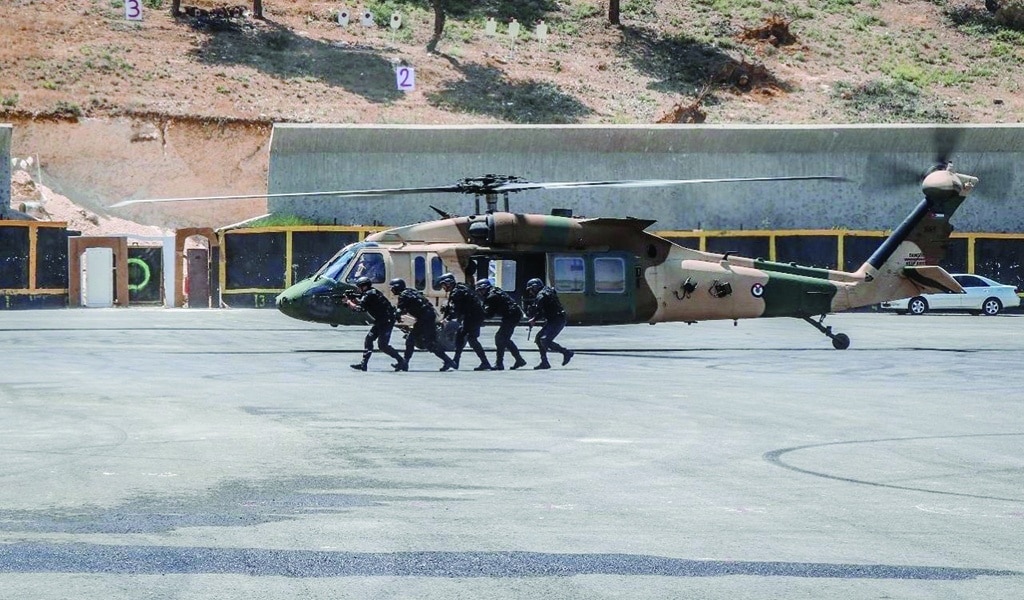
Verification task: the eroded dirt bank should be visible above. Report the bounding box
[7,115,271,229]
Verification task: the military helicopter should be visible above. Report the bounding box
[114,163,976,349]
[253,166,975,350]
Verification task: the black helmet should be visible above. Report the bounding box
[355,276,373,289]
[526,278,544,293]
[436,272,457,288]
[389,278,407,293]
[475,278,492,292]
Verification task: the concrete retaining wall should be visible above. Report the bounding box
[1,124,10,212]
[268,124,1024,232]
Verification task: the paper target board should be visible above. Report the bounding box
[125,0,143,21]
[396,65,415,91]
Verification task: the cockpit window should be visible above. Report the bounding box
[346,252,386,283]
[314,242,377,282]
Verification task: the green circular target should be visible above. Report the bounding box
[127,257,152,292]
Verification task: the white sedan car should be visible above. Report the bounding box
[881,274,1021,316]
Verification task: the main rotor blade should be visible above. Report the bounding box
[112,175,847,208]
[110,184,466,208]
[492,175,848,193]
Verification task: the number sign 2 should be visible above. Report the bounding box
[396,66,415,92]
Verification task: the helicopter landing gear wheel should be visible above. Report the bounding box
[832,333,850,350]
[801,315,851,350]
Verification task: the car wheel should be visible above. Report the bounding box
[908,297,928,315]
[981,297,1002,316]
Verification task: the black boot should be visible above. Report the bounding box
[383,346,406,371]
[534,360,551,370]
[510,349,527,370]
[433,348,456,372]
[351,351,371,371]
[472,343,491,371]
[562,350,574,366]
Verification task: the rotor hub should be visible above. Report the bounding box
[455,174,527,195]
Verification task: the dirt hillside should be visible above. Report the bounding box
[2,0,1023,229]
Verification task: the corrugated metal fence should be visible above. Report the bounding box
[3,222,1022,309]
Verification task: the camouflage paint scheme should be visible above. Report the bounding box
[276,167,976,346]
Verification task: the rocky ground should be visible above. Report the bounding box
[10,168,171,239]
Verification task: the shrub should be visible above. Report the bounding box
[996,0,1024,28]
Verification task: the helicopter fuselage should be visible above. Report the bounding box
[275,211,873,328]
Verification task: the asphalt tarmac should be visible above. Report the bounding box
[1,308,1022,599]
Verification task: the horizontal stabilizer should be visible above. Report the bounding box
[902,266,963,294]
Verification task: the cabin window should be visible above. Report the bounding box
[414,256,426,290]
[489,259,517,291]
[345,252,386,283]
[430,256,445,290]
[552,255,585,293]
[594,257,626,293]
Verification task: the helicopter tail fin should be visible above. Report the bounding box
[842,167,976,308]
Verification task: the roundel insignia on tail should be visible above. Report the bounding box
[751,283,765,298]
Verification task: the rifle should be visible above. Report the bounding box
[331,290,361,306]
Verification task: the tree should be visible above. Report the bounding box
[427,0,447,53]
[609,0,620,25]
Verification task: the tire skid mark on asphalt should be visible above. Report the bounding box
[763,433,1024,503]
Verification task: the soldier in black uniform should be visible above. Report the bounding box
[524,277,574,370]
[437,272,492,371]
[475,278,527,370]
[390,278,457,372]
[341,276,408,372]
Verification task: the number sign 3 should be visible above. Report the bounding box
[125,0,143,21]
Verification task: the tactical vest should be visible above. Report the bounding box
[488,288,523,320]
[361,288,396,322]
[400,289,435,320]
[448,284,485,321]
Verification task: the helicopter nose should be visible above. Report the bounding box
[275,289,303,320]
[276,277,351,324]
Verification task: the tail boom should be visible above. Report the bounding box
[841,166,976,310]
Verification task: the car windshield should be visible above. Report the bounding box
[314,242,378,282]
